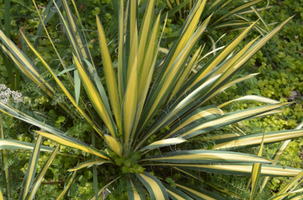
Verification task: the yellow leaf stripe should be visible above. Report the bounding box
[143,151,271,163]
[68,158,109,172]
[96,16,121,130]
[176,184,216,200]
[137,173,168,200]
[26,145,60,200]
[104,135,122,157]
[0,190,3,200]
[34,131,108,159]
[129,180,142,200]
[147,164,302,177]
[0,114,10,200]
[73,55,116,137]
[213,129,303,150]
[20,32,102,137]
[139,138,186,151]
[166,189,187,200]
[21,135,42,200]
[124,55,138,145]
[56,171,77,200]
[174,103,289,139]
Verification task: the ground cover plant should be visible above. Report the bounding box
[1,0,303,199]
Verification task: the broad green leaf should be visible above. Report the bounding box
[19,135,42,200]
[143,150,272,164]
[56,171,77,200]
[34,131,109,159]
[26,145,60,200]
[68,158,110,172]
[136,172,169,200]
[139,138,186,151]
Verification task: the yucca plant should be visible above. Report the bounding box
[166,0,272,34]
[0,0,303,199]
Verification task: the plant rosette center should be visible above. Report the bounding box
[107,149,145,174]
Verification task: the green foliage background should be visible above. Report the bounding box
[1,0,303,199]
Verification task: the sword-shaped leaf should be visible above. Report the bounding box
[166,103,289,139]
[34,131,109,159]
[88,176,121,200]
[136,172,169,200]
[68,158,111,172]
[0,114,10,200]
[73,55,117,137]
[128,179,146,200]
[19,135,43,200]
[0,190,3,200]
[26,145,60,200]
[96,16,121,130]
[19,32,102,136]
[219,95,279,108]
[213,129,303,150]
[168,165,302,177]
[143,150,272,164]
[176,183,225,200]
[275,171,303,196]
[56,171,77,200]
[139,138,186,152]
[164,183,193,200]
[250,131,265,200]
[104,135,123,157]
[259,122,303,194]
[0,139,53,152]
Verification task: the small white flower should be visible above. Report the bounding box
[0,84,7,91]
[1,98,9,105]
[0,84,23,104]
